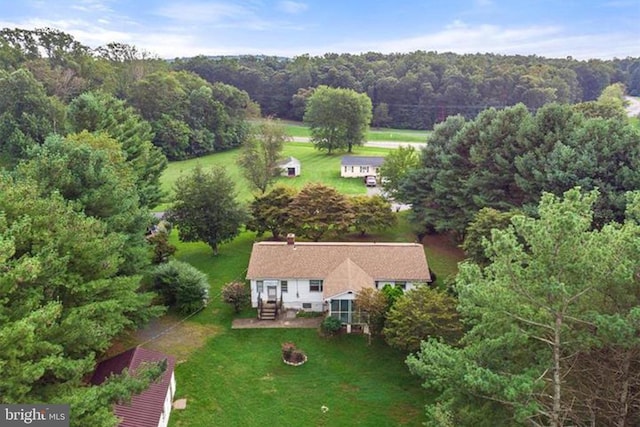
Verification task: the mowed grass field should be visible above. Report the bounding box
[158,142,393,209]
[282,120,430,143]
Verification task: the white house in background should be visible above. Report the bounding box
[246,235,432,323]
[340,156,385,178]
[278,156,301,177]
[91,347,176,427]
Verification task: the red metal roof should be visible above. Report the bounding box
[91,347,176,427]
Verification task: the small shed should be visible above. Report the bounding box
[91,347,176,427]
[278,156,301,177]
[340,156,385,178]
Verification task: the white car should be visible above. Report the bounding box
[365,176,377,187]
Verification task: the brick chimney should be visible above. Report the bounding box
[286,233,295,245]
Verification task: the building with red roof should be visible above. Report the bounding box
[91,347,176,427]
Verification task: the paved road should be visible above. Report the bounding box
[625,96,640,118]
[291,136,426,149]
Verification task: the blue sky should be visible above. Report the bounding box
[1,0,638,59]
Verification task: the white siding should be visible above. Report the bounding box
[157,372,176,427]
[251,279,325,312]
[341,164,381,178]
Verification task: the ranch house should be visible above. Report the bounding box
[340,156,385,178]
[246,234,432,323]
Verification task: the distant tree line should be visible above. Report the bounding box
[173,51,640,129]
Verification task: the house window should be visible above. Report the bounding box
[359,166,369,173]
[256,280,263,293]
[302,303,312,309]
[395,281,407,290]
[350,166,354,173]
[330,299,354,324]
[344,166,347,173]
[281,280,288,293]
[309,280,323,292]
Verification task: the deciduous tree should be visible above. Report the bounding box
[379,145,420,199]
[237,117,289,193]
[222,282,250,313]
[355,288,389,338]
[350,195,396,236]
[246,185,297,239]
[384,285,461,352]
[288,183,354,241]
[167,165,245,255]
[461,207,518,266]
[303,85,372,154]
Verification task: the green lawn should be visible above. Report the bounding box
[157,142,392,210]
[170,329,429,427]
[281,120,430,143]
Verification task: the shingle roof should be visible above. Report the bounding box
[246,242,431,285]
[278,156,300,166]
[91,347,175,427]
[323,258,374,298]
[340,156,385,167]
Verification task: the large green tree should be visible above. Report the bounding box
[350,195,396,236]
[288,183,354,241]
[400,103,640,237]
[0,174,161,410]
[14,132,151,274]
[379,145,420,200]
[0,68,64,161]
[237,118,289,193]
[407,188,640,426]
[167,165,244,255]
[66,91,167,208]
[461,207,519,266]
[384,285,461,352]
[303,85,372,153]
[246,185,297,239]
[128,70,252,160]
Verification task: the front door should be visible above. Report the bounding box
[267,286,277,302]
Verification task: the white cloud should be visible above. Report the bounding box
[154,2,250,23]
[278,1,308,14]
[70,0,113,13]
[317,21,639,60]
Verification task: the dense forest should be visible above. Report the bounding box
[174,50,640,128]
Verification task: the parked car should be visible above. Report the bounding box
[365,176,377,187]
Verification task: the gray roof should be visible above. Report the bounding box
[278,156,300,166]
[341,156,385,167]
